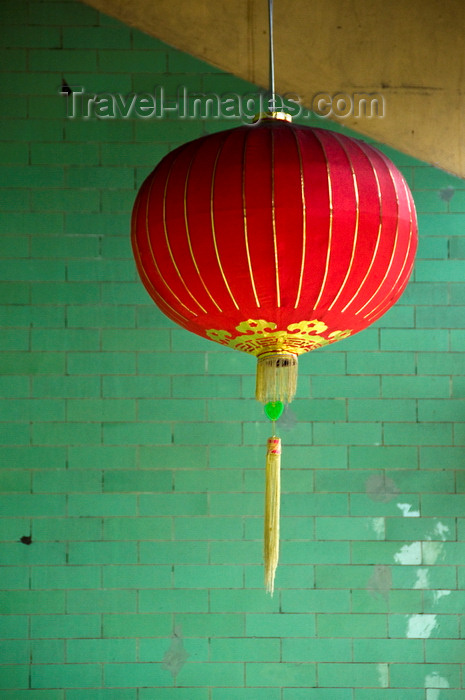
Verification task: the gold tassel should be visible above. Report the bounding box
[264,436,281,595]
[256,352,298,404]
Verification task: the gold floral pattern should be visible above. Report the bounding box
[205,319,352,356]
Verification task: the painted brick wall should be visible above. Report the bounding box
[1,0,465,697]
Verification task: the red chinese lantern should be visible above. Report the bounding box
[131,114,417,591]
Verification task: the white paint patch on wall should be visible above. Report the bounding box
[397,503,420,517]
[423,541,444,565]
[425,671,450,700]
[371,517,385,540]
[427,692,442,700]
[394,541,422,565]
[433,521,450,541]
[377,663,389,688]
[406,614,437,638]
[425,671,450,687]
[413,568,429,589]
[432,589,451,605]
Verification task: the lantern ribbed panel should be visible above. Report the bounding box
[131,120,417,356]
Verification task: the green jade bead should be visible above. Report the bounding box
[264,400,284,422]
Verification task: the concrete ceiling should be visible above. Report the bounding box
[82,0,465,178]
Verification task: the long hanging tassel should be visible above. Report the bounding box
[264,435,281,595]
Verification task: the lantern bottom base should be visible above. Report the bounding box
[255,351,298,404]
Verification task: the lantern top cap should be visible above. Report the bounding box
[253,111,293,123]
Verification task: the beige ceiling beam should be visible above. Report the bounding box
[82,0,465,178]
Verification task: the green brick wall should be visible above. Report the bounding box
[1,0,465,696]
